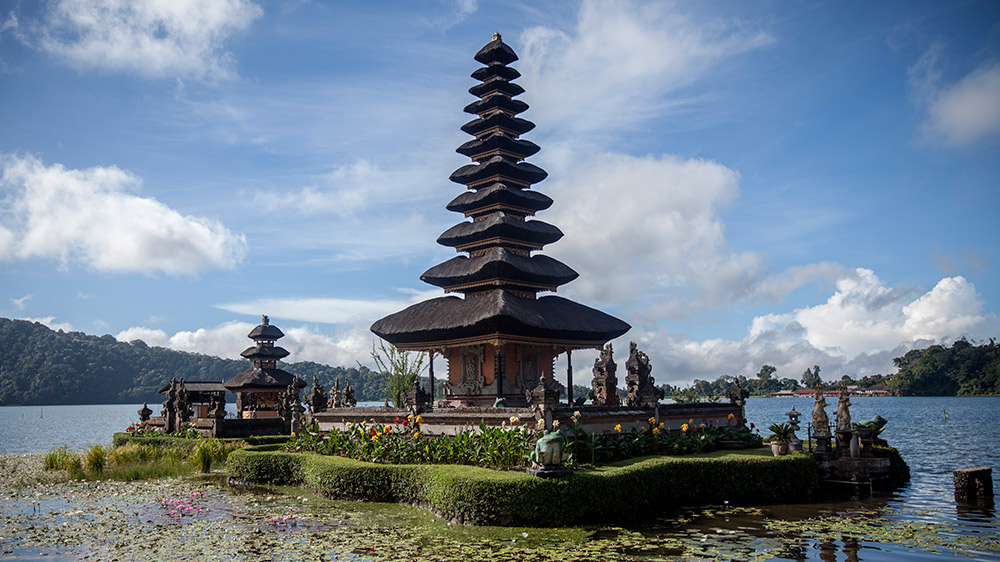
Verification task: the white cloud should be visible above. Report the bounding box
[617,270,996,386]
[11,294,31,310]
[22,316,74,332]
[116,320,374,368]
[252,160,389,218]
[214,289,440,325]
[517,0,772,142]
[544,152,768,320]
[911,48,1000,145]
[0,153,247,275]
[36,0,262,80]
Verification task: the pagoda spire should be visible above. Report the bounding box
[371,35,629,353]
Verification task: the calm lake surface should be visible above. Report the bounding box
[1,396,997,560]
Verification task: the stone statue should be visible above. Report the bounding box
[588,343,620,407]
[812,385,830,437]
[138,402,152,422]
[208,395,226,420]
[308,375,327,413]
[855,415,887,431]
[725,379,750,408]
[161,378,178,433]
[329,378,342,408]
[343,379,356,407]
[174,378,193,424]
[406,379,430,414]
[528,430,570,478]
[625,342,664,408]
[836,383,852,433]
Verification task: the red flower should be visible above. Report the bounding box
[402,420,409,426]
[393,417,400,423]
[371,428,377,435]
[750,423,755,429]
[692,428,698,433]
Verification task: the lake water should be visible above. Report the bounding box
[1,397,997,560]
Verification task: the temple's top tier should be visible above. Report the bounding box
[248,314,284,341]
[474,33,518,65]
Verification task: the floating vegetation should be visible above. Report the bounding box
[1,453,998,561]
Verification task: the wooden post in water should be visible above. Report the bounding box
[954,467,993,502]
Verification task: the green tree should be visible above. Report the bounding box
[801,365,822,389]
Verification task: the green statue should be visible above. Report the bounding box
[530,430,567,467]
[854,415,887,431]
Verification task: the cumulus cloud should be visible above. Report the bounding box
[543,152,768,321]
[910,46,1000,146]
[517,0,772,142]
[609,270,997,387]
[36,0,261,80]
[116,321,374,368]
[0,154,247,275]
[215,289,440,325]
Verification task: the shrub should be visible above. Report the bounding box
[192,440,215,473]
[83,444,107,474]
[43,445,74,470]
[227,448,820,526]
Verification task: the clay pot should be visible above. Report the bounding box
[771,441,789,457]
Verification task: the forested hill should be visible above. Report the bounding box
[891,338,1000,396]
[0,318,378,406]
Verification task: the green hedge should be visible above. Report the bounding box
[112,433,290,449]
[226,448,820,526]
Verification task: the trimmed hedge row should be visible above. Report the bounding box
[112,433,290,449]
[226,449,820,526]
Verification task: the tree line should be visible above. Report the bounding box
[0,318,382,406]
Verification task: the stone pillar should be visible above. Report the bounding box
[428,350,435,402]
[566,350,573,405]
[954,467,994,502]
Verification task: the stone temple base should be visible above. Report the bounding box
[527,465,572,478]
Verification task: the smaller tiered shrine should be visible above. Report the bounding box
[224,315,304,418]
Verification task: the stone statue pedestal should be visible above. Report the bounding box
[835,430,853,458]
[527,465,572,478]
[814,435,832,454]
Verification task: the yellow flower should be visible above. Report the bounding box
[509,415,519,424]
[415,415,423,424]
[681,423,689,432]
[413,432,421,439]
[658,422,664,429]
[372,435,378,442]
[552,420,560,429]
[407,413,414,421]
[648,417,656,425]
[699,423,706,428]
[614,424,622,433]
[573,410,581,419]
[640,426,647,432]
[689,418,694,424]
[384,424,392,433]
[727,413,735,421]
[652,427,660,435]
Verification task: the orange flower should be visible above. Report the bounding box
[681,423,689,432]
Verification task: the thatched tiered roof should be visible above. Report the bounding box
[371,34,629,350]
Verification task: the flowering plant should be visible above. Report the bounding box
[125,421,156,435]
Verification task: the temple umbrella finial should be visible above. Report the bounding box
[492,32,501,42]
[262,314,269,325]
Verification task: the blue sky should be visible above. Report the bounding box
[1,0,998,387]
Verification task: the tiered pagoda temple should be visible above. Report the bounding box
[372,34,630,407]
[224,315,305,418]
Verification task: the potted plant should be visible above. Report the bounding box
[767,423,794,456]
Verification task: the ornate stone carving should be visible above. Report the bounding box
[836,383,852,433]
[308,375,327,413]
[588,343,619,407]
[208,395,226,420]
[624,341,663,408]
[174,378,193,424]
[406,379,431,414]
[812,384,830,437]
[725,379,750,408]
[527,377,563,407]
[342,379,356,407]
